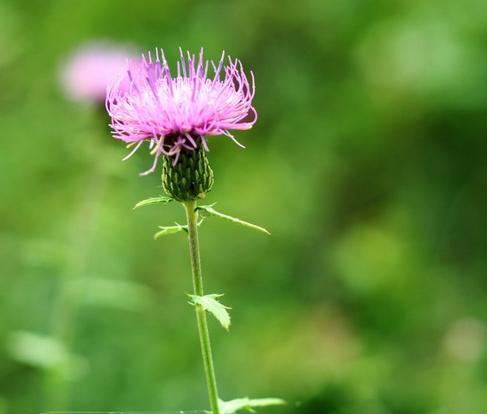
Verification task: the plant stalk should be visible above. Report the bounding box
[183,200,221,414]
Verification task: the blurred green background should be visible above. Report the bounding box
[1,0,487,413]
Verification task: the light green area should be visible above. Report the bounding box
[189,294,232,331]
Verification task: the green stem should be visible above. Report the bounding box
[183,200,221,414]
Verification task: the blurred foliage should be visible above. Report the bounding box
[1,0,487,413]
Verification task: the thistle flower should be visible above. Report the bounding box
[117,48,280,414]
[106,48,257,175]
[61,42,134,103]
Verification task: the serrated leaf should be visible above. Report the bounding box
[133,195,173,209]
[189,294,231,330]
[197,204,270,235]
[219,397,286,413]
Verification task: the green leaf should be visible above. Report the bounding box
[197,204,271,235]
[133,195,173,209]
[219,397,286,413]
[153,223,187,239]
[153,218,205,240]
[189,294,231,330]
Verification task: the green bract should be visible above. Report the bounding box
[162,147,214,202]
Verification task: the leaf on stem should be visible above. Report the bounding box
[153,223,187,239]
[196,204,271,235]
[189,294,231,330]
[154,218,205,239]
[219,397,286,413]
[133,195,173,209]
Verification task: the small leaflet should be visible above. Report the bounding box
[189,294,231,330]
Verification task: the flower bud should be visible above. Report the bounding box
[161,147,214,201]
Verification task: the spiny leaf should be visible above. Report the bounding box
[219,397,286,413]
[153,223,186,239]
[197,204,270,235]
[153,218,205,240]
[133,195,173,209]
[189,294,231,330]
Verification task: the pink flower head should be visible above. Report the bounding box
[61,42,134,103]
[106,48,257,175]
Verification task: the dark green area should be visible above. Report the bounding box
[1,0,487,413]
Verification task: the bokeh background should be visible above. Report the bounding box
[1,0,487,413]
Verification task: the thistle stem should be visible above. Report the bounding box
[183,200,221,414]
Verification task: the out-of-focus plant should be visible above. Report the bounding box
[5,41,139,411]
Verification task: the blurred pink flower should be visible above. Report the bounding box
[61,42,134,103]
[106,48,257,174]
